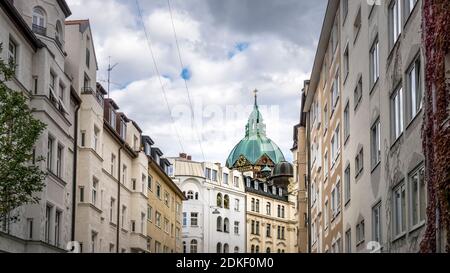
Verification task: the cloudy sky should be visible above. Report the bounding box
[66,0,327,163]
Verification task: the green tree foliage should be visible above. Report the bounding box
[0,43,47,230]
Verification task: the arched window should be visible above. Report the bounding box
[55,21,63,43]
[182,241,186,253]
[217,193,223,207]
[195,192,199,200]
[224,195,230,209]
[255,199,260,212]
[255,245,260,253]
[266,202,271,215]
[224,218,230,233]
[234,247,239,253]
[216,243,222,253]
[223,244,229,253]
[32,7,46,28]
[187,191,194,200]
[266,247,271,253]
[216,216,223,232]
[190,240,197,253]
[251,245,255,253]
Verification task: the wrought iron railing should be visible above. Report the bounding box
[32,24,46,36]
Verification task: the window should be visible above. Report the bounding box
[251,220,255,235]
[355,148,364,177]
[345,229,352,253]
[155,241,161,253]
[371,119,381,168]
[164,191,170,207]
[92,178,98,206]
[391,86,404,140]
[407,58,422,120]
[235,199,240,212]
[266,202,271,216]
[336,181,341,214]
[223,173,229,184]
[224,195,230,209]
[91,231,97,252]
[156,184,161,199]
[356,220,365,245]
[190,240,198,253]
[234,176,239,187]
[81,131,86,147]
[331,20,338,54]
[372,202,382,243]
[110,198,116,223]
[131,220,136,232]
[254,181,259,191]
[8,38,17,67]
[147,205,152,222]
[122,206,127,229]
[93,127,100,152]
[205,168,211,180]
[344,165,351,204]
[212,170,218,181]
[56,145,63,178]
[324,152,329,178]
[344,102,350,141]
[370,39,380,88]
[393,182,406,236]
[79,187,85,202]
[164,218,170,234]
[47,136,54,171]
[410,166,426,227]
[182,213,187,227]
[354,7,361,43]
[234,247,239,253]
[216,243,222,253]
[343,45,349,79]
[86,48,91,68]
[122,165,127,185]
[331,72,340,111]
[147,176,153,191]
[217,193,223,208]
[120,119,127,140]
[331,126,341,163]
[217,216,223,232]
[266,224,271,237]
[45,205,52,243]
[110,109,116,127]
[354,77,363,110]
[324,200,329,229]
[223,218,230,233]
[255,221,260,235]
[255,199,260,213]
[110,154,116,176]
[27,218,34,239]
[323,105,328,129]
[55,211,61,247]
[55,21,63,46]
[389,0,402,48]
[191,213,198,227]
[32,7,46,34]
[155,211,161,228]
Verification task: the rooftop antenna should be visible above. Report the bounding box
[107,56,119,98]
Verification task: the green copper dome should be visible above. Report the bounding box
[226,91,285,169]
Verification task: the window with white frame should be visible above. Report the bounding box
[336,180,341,214]
[56,144,63,178]
[323,104,329,130]
[331,72,340,111]
[324,200,329,229]
[355,148,364,177]
[190,212,198,227]
[391,86,404,141]
[92,178,98,206]
[356,219,365,245]
[343,45,349,79]
[47,136,54,171]
[370,39,380,88]
[409,165,426,227]
[407,57,422,121]
[345,229,351,253]
[371,119,381,168]
[372,202,382,243]
[344,165,351,204]
[389,0,402,48]
[8,38,17,68]
[331,126,341,163]
[324,151,329,178]
[354,77,363,110]
[404,0,418,20]
[393,181,406,236]
[344,102,350,141]
[223,173,229,184]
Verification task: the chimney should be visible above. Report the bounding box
[179,153,187,159]
[187,155,192,161]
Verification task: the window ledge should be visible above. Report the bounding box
[403,4,419,31]
[344,135,350,147]
[369,79,379,96]
[390,133,404,151]
[387,39,401,64]
[392,232,406,243]
[405,108,423,132]
[409,221,426,234]
[371,161,381,174]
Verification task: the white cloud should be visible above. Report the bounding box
[66,0,326,163]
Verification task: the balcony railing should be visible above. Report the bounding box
[81,86,104,106]
[81,86,94,94]
[32,24,47,36]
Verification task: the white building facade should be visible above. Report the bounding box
[169,155,246,253]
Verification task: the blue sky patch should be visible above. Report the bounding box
[181,68,192,80]
[228,42,250,59]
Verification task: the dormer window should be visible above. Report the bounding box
[246,177,251,188]
[254,181,259,191]
[32,7,46,35]
[144,142,151,156]
[110,109,116,127]
[120,119,127,139]
[278,188,283,197]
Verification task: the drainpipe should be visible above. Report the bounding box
[71,103,81,242]
[116,145,123,253]
[306,112,312,253]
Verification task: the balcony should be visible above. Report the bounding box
[81,86,95,94]
[82,86,105,106]
[32,24,46,36]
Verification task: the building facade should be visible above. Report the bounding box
[245,177,298,253]
[144,140,185,253]
[0,0,78,253]
[302,0,427,253]
[169,155,246,253]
